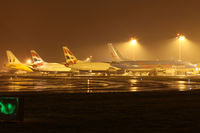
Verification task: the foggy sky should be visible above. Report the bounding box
[1,0,200,67]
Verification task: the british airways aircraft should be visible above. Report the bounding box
[30,50,71,73]
[62,46,120,73]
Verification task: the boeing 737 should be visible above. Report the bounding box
[30,50,71,73]
[108,43,196,75]
[62,46,120,73]
[5,50,33,72]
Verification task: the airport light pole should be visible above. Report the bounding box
[176,34,185,61]
[130,38,137,61]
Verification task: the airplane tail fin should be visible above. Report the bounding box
[30,50,44,66]
[108,43,124,61]
[6,50,21,64]
[62,46,78,66]
[84,56,92,63]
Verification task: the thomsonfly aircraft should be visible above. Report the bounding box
[108,43,196,75]
[30,50,71,73]
[5,50,34,72]
[62,46,120,73]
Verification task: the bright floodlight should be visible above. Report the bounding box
[179,36,185,40]
[176,33,185,41]
[176,33,185,61]
[26,59,32,64]
[130,38,137,45]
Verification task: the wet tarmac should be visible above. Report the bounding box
[0,76,200,93]
[1,76,200,132]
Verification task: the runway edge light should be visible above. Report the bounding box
[0,97,24,122]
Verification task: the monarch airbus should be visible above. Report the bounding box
[5,50,33,72]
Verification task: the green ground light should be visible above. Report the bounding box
[0,102,16,115]
[0,97,21,121]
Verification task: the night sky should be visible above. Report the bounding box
[1,0,200,67]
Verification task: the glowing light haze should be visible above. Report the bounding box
[1,0,200,68]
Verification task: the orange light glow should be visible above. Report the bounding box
[179,36,185,40]
[176,33,185,40]
[26,59,32,64]
[130,38,137,45]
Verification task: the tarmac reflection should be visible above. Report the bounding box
[0,76,200,93]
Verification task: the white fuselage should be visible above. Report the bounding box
[69,61,119,71]
[35,62,71,72]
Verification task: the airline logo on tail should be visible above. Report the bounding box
[111,52,118,58]
[6,50,34,72]
[30,50,44,66]
[107,43,122,61]
[6,50,21,64]
[62,46,78,66]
